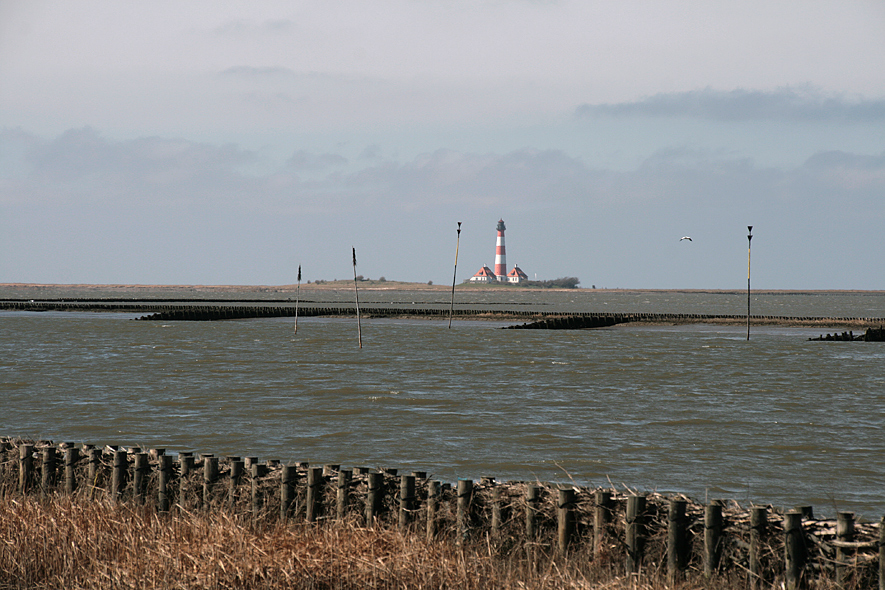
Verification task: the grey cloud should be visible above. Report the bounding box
[359,144,383,160]
[213,19,295,36]
[5,128,885,287]
[16,127,256,204]
[576,87,885,123]
[288,150,349,171]
[339,148,596,209]
[803,150,885,170]
[220,66,297,78]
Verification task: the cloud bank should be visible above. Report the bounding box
[2,127,884,289]
[576,87,885,123]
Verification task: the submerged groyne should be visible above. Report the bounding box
[2,299,882,328]
[2,436,883,589]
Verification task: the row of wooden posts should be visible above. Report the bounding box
[3,440,884,589]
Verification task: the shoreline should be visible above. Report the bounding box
[3,282,885,295]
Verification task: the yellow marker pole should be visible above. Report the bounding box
[747,226,753,341]
[448,222,462,329]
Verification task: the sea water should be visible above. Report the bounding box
[1,290,883,517]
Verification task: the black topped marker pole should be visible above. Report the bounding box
[747,226,753,341]
[353,247,362,348]
[448,222,462,329]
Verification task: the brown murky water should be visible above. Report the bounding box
[2,290,884,516]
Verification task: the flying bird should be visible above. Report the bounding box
[680,236,692,241]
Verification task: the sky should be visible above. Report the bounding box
[1,1,884,290]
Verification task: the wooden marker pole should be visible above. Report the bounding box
[448,221,462,329]
[294,265,301,335]
[747,225,753,341]
[352,247,362,348]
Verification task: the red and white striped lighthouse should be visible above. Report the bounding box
[494,219,507,281]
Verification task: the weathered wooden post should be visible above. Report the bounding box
[750,505,768,589]
[41,447,56,496]
[179,453,195,508]
[491,484,502,539]
[336,469,352,520]
[158,455,172,512]
[306,467,323,523]
[426,480,440,540]
[668,499,688,581]
[280,465,296,521]
[19,444,34,494]
[229,460,244,510]
[879,516,885,590]
[87,447,101,496]
[526,485,540,541]
[557,488,576,556]
[784,510,805,590]
[112,450,127,502]
[704,500,723,579]
[63,447,79,495]
[132,452,149,505]
[202,456,218,510]
[594,490,613,554]
[626,495,646,575]
[457,479,473,543]
[250,462,262,517]
[399,475,416,530]
[836,511,855,588]
[366,472,384,525]
[0,441,8,487]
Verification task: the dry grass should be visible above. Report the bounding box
[0,495,632,590]
[0,495,873,590]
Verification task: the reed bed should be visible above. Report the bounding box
[1,439,881,589]
[0,495,646,590]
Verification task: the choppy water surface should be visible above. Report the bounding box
[2,291,884,517]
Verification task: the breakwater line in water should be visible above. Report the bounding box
[4,436,884,589]
[1,299,881,327]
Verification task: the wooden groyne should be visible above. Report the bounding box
[2,436,884,589]
[809,327,885,342]
[2,299,883,328]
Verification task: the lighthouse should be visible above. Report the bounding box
[494,219,506,281]
[468,218,529,283]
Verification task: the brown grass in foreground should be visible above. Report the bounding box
[0,496,858,590]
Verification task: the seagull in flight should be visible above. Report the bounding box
[680,236,692,241]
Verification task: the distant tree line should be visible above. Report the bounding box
[521,277,581,289]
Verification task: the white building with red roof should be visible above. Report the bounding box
[507,265,528,283]
[468,265,497,282]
